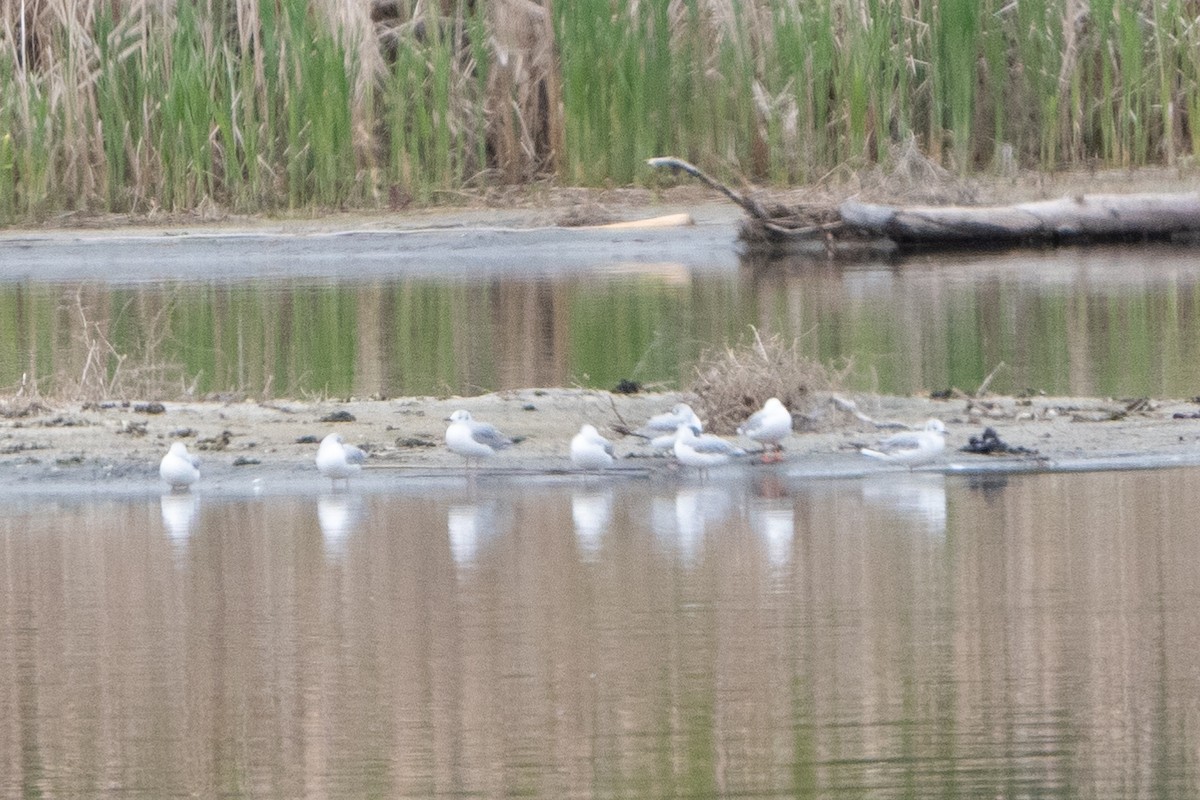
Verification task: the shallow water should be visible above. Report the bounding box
[4,468,1200,799]
[4,241,1200,398]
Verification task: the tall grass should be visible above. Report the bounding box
[3,0,1200,224]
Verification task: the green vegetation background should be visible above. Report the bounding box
[3,0,1199,221]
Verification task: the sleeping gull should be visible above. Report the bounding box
[445,409,513,466]
[159,442,200,491]
[635,402,703,450]
[737,397,793,461]
[647,426,699,451]
[570,424,615,471]
[673,424,746,474]
[638,403,702,435]
[316,433,367,488]
[860,419,947,469]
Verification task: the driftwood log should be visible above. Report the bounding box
[648,156,1200,256]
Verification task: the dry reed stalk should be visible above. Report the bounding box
[689,327,845,434]
[1057,0,1086,163]
[487,0,561,181]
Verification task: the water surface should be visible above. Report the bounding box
[4,242,1200,398]
[3,468,1200,798]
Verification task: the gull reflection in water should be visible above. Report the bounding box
[861,473,947,536]
[652,486,733,563]
[160,492,199,542]
[749,502,795,569]
[447,503,503,566]
[318,494,364,556]
[572,489,613,560]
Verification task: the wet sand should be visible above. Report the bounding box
[0,198,746,282]
[3,389,1200,500]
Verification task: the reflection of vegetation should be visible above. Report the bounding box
[3,272,1200,400]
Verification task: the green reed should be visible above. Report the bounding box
[382,16,463,197]
[4,0,1200,223]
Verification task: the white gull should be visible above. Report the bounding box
[316,433,367,488]
[445,409,513,466]
[737,397,793,460]
[636,403,703,450]
[159,442,200,491]
[860,419,947,469]
[673,424,746,473]
[570,424,615,471]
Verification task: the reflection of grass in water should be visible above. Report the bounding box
[567,280,708,391]
[60,289,194,401]
[6,270,1200,401]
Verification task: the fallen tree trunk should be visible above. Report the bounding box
[841,193,1200,244]
[648,156,1200,256]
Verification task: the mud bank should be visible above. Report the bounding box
[2,389,1200,501]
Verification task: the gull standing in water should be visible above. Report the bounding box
[316,433,367,489]
[159,442,200,491]
[860,419,947,469]
[737,397,793,461]
[570,424,615,471]
[673,424,746,476]
[445,409,513,467]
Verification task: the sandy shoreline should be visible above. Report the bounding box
[3,389,1200,500]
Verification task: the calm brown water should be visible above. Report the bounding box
[4,468,1200,798]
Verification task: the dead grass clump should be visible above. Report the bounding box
[689,329,845,435]
[0,372,51,418]
[857,135,980,205]
[0,398,51,419]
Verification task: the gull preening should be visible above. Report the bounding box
[673,424,746,474]
[316,433,367,488]
[159,442,200,491]
[445,409,513,466]
[570,424,615,471]
[737,397,792,461]
[860,419,947,469]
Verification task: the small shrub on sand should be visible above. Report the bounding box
[690,329,844,435]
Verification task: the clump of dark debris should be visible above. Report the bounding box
[197,430,233,451]
[960,427,1039,456]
